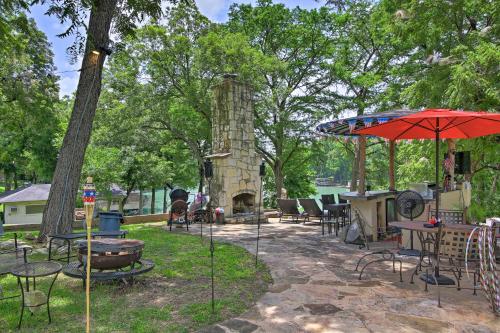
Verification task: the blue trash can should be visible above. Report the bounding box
[98,212,123,232]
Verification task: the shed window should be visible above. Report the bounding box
[10,206,18,214]
[26,205,45,215]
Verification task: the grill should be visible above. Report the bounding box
[77,238,144,270]
[168,187,191,231]
[169,188,189,202]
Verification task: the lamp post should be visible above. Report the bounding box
[255,160,265,268]
[82,177,96,333]
[204,159,215,313]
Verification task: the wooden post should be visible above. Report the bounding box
[83,177,96,333]
[358,135,366,195]
[446,139,456,181]
[389,140,395,191]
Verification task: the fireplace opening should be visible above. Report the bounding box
[232,193,255,215]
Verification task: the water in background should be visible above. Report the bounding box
[311,185,349,200]
[141,188,197,214]
[139,185,348,214]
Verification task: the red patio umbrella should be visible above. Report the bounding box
[355,108,500,140]
[354,109,500,284]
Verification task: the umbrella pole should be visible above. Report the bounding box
[435,121,440,224]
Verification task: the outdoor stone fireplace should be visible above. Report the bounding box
[208,74,264,223]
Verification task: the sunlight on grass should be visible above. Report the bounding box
[0,224,271,332]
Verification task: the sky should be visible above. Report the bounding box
[27,0,324,98]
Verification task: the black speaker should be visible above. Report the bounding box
[455,151,471,174]
[259,160,266,177]
[204,160,213,178]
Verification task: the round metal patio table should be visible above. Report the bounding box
[10,261,62,329]
[389,221,475,285]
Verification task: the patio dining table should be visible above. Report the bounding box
[389,221,476,285]
[323,203,350,236]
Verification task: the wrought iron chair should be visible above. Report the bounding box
[0,234,31,301]
[354,209,403,282]
[430,209,464,224]
[423,224,481,307]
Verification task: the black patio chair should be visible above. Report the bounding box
[277,199,305,223]
[0,234,31,301]
[320,194,336,213]
[337,195,351,225]
[298,198,324,226]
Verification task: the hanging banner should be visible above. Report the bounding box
[348,119,357,133]
[363,118,374,127]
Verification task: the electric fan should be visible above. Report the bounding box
[396,190,425,256]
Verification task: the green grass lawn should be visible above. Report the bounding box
[0,224,271,332]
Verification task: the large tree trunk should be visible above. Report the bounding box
[274,160,284,200]
[198,164,204,193]
[37,0,117,242]
[150,187,155,214]
[4,170,11,191]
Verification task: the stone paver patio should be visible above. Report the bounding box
[184,220,499,333]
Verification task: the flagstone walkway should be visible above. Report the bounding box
[183,220,499,333]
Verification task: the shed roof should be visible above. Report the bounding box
[0,184,51,204]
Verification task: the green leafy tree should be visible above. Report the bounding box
[0,13,60,189]
[37,0,169,242]
[376,0,499,219]
[227,0,341,200]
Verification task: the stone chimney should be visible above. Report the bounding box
[209,74,263,223]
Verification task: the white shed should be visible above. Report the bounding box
[0,184,50,225]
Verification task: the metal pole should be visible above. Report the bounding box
[209,180,215,313]
[435,119,440,278]
[435,118,440,222]
[204,159,215,313]
[255,160,265,268]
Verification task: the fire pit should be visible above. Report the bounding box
[77,238,144,270]
[63,238,154,285]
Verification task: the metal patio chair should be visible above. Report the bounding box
[423,224,482,307]
[354,209,403,282]
[0,234,31,301]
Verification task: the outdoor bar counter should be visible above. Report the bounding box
[340,185,471,244]
[339,190,396,241]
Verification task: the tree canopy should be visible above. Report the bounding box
[0,0,498,225]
